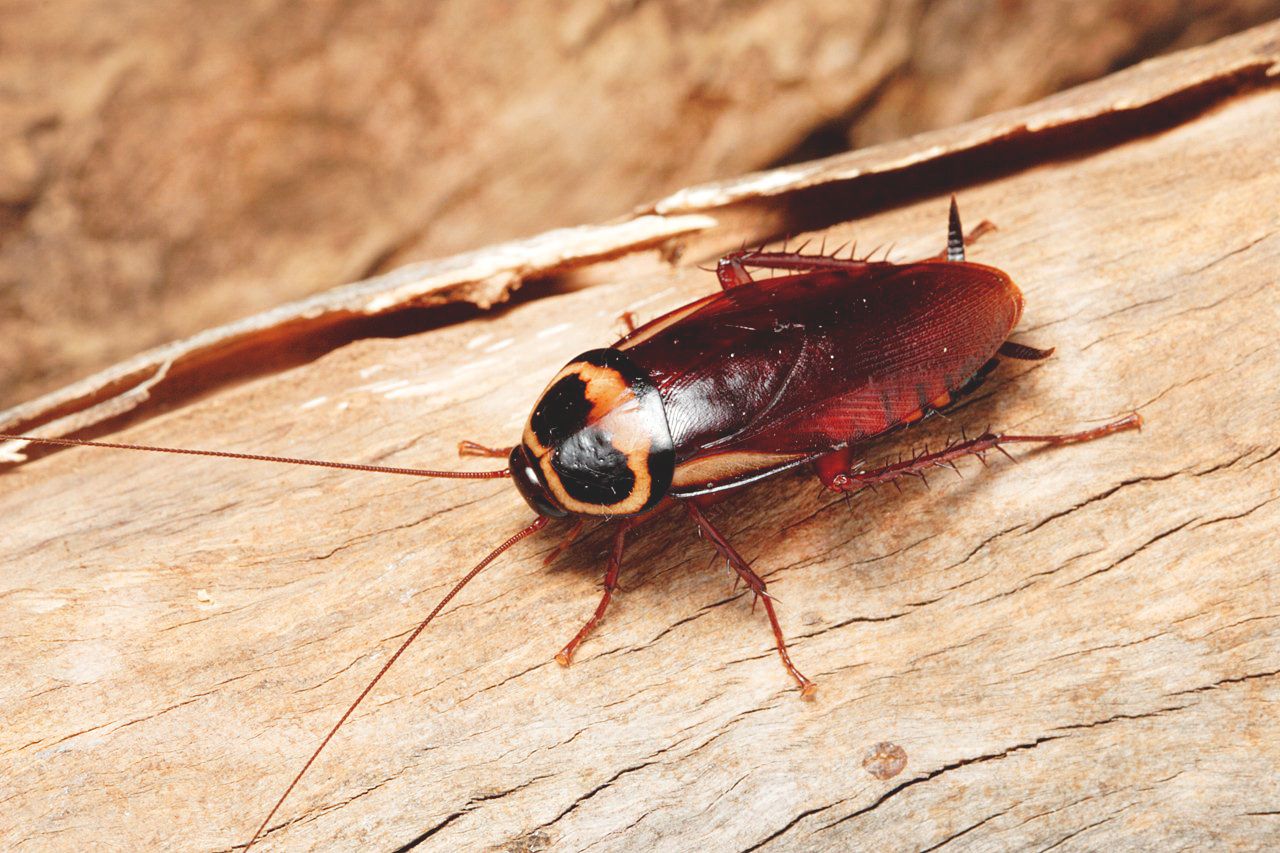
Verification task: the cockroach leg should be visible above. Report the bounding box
[716,255,755,289]
[813,445,858,489]
[719,248,871,281]
[543,518,586,567]
[457,440,515,458]
[683,501,816,697]
[717,204,995,281]
[620,311,639,334]
[555,519,636,666]
[828,413,1143,493]
[967,219,998,244]
[938,221,998,258]
[954,357,1001,399]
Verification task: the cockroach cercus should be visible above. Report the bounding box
[3,198,1141,848]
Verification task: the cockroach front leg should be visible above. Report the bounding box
[824,413,1142,493]
[457,440,514,458]
[555,519,637,666]
[684,501,816,697]
[543,518,586,567]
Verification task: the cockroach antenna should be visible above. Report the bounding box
[243,513,549,851]
[0,434,513,479]
[0,430,545,851]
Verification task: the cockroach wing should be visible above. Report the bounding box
[619,261,1023,494]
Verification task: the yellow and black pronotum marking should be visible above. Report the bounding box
[512,348,674,517]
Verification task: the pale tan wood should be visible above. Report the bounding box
[2,27,1280,853]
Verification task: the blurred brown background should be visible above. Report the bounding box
[3,0,1278,409]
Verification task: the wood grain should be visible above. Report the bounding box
[2,25,1279,853]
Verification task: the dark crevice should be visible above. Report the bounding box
[972,548,1101,607]
[535,760,660,832]
[1,276,574,468]
[1192,494,1279,530]
[1036,808,1130,852]
[684,62,1280,261]
[1063,518,1198,587]
[919,810,1006,852]
[824,736,1062,829]
[1023,469,1183,535]
[738,802,842,853]
[390,774,553,852]
[1171,668,1280,696]
[1050,704,1194,732]
[1244,445,1280,469]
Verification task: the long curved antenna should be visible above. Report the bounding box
[244,514,550,850]
[0,434,511,479]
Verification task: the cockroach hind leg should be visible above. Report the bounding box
[683,501,816,698]
[555,521,632,666]
[543,518,586,567]
[813,446,858,491]
[716,256,755,289]
[831,413,1143,491]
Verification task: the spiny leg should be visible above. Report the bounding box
[683,501,816,697]
[555,519,636,666]
[716,254,757,289]
[715,218,996,290]
[827,413,1142,493]
[717,248,869,288]
[457,440,514,458]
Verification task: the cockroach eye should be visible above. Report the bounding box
[509,445,568,518]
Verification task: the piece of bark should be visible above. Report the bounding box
[5,1,1280,410]
[2,24,1280,853]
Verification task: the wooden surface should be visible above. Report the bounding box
[5,1,1280,410]
[3,26,1280,852]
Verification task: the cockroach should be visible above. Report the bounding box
[2,198,1141,848]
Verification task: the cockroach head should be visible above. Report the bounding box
[517,348,675,518]
[509,444,569,518]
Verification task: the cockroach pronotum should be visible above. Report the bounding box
[2,198,1141,848]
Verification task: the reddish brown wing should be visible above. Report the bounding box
[619,260,1023,495]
